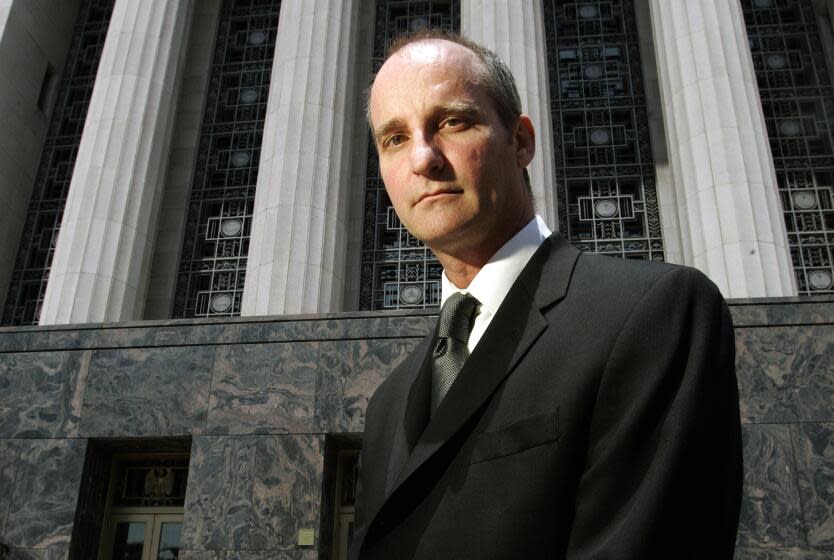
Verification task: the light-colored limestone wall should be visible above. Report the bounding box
[649,0,796,298]
[143,1,221,320]
[0,0,80,310]
[343,0,377,311]
[462,0,558,229]
[241,0,361,315]
[40,0,193,324]
[634,0,684,266]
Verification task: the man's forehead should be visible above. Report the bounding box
[385,39,481,74]
[370,39,484,114]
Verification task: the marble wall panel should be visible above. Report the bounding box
[734,546,830,559]
[182,436,257,551]
[0,312,434,352]
[207,343,318,434]
[2,545,69,560]
[154,324,232,347]
[226,551,317,560]
[0,351,89,438]
[179,549,226,559]
[737,424,805,549]
[256,320,341,344]
[179,551,318,559]
[40,329,98,351]
[736,325,834,423]
[315,338,421,432]
[250,435,324,552]
[729,298,834,327]
[257,315,434,344]
[791,422,834,550]
[0,331,33,353]
[2,439,86,549]
[85,326,158,349]
[80,346,214,437]
[0,439,20,535]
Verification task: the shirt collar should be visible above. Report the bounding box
[441,215,552,315]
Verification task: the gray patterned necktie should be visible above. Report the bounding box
[431,292,479,414]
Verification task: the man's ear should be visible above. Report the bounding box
[514,114,536,168]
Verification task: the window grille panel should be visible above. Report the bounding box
[1,0,114,326]
[543,0,664,261]
[359,0,460,311]
[742,0,834,294]
[173,0,280,318]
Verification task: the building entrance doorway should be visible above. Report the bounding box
[102,512,183,560]
[97,454,189,560]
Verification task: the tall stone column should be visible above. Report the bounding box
[241,0,358,315]
[462,0,558,228]
[39,0,192,324]
[649,0,795,297]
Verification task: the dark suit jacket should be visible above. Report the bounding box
[350,234,743,559]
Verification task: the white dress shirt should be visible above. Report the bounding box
[440,215,552,352]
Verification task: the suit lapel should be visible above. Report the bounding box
[393,276,544,486]
[369,234,582,530]
[383,334,433,495]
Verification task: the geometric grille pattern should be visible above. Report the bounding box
[543,0,665,261]
[742,0,834,294]
[172,0,280,318]
[359,0,460,311]
[1,0,114,325]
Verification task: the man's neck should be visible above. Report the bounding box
[433,208,535,289]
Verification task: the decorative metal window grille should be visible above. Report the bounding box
[173,0,280,318]
[543,0,664,261]
[359,0,460,311]
[742,0,834,294]
[1,0,114,326]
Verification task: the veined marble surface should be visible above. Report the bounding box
[80,346,214,437]
[0,302,831,558]
[2,439,86,549]
[208,343,319,434]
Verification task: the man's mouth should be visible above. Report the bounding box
[416,189,462,204]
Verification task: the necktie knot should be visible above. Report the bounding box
[436,292,479,343]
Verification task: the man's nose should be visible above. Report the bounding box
[409,133,444,175]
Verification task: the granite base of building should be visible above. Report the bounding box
[0,298,831,558]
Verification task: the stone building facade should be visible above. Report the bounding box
[0,0,832,558]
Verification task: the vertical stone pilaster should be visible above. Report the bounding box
[649,0,796,297]
[462,0,558,228]
[242,0,359,315]
[39,0,193,324]
[0,0,79,319]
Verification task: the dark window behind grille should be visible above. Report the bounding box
[173,0,280,318]
[1,0,114,326]
[742,0,834,294]
[543,0,664,261]
[359,0,459,311]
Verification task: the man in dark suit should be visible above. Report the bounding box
[351,31,742,559]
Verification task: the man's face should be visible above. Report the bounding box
[369,40,533,256]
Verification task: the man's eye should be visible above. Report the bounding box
[386,134,406,147]
[442,117,464,128]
